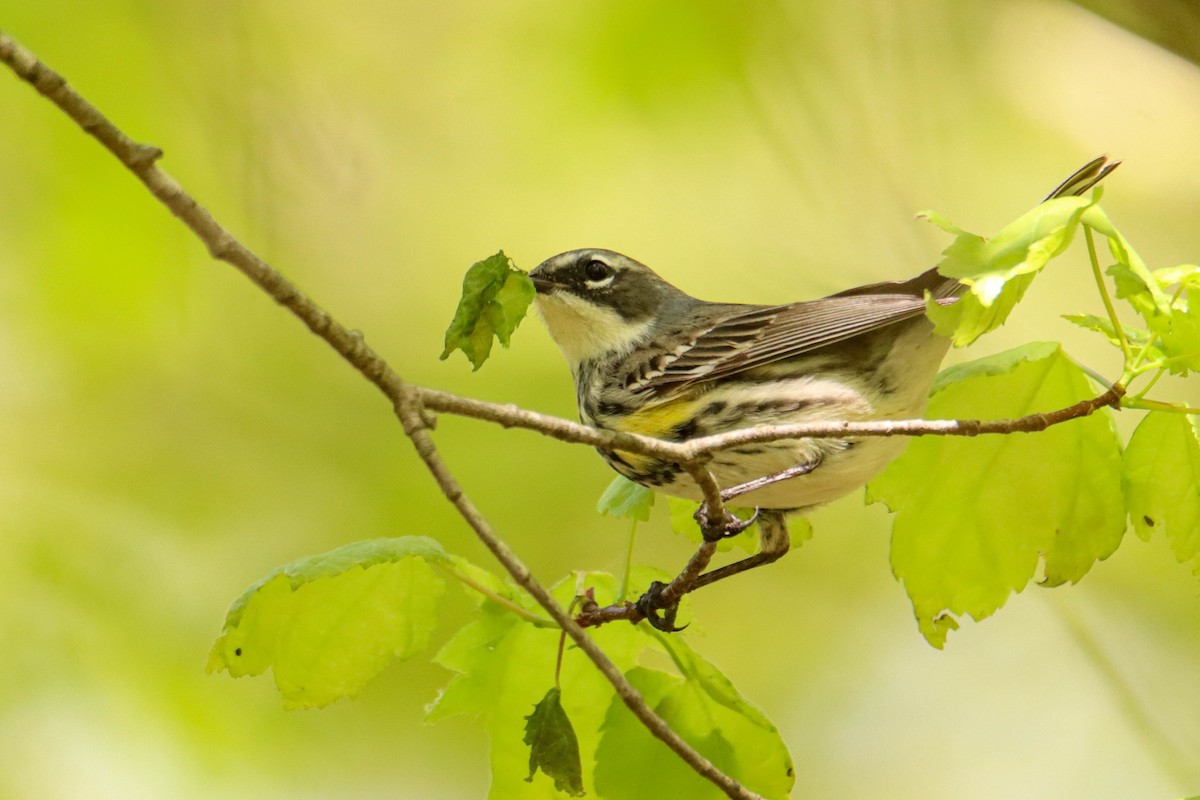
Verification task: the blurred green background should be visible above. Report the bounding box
[3,1,1200,798]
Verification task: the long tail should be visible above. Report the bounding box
[1043,155,1120,201]
[921,155,1120,301]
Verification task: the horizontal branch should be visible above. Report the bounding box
[419,383,1127,462]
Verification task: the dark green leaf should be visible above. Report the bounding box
[441,251,536,369]
[524,687,585,797]
[428,573,650,799]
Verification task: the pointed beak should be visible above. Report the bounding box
[529,272,558,295]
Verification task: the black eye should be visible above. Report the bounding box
[584,259,613,282]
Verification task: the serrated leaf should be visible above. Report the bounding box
[1062,314,1164,363]
[922,194,1098,346]
[441,251,536,369]
[523,688,585,797]
[914,209,974,238]
[207,536,448,708]
[868,343,1125,648]
[1123,412,1200,571]
[597,476,656,522]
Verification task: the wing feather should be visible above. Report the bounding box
[632,292,942,396]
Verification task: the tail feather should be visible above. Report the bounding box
[1043,155,1120,201]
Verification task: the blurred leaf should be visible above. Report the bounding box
[207,537,448,709]
[922,193,1098,346]
[1084,205,1172,319]
[1123,411,1200,571]
[441,251,536,369]
[1153,263,1200,288]
[869,344,1126,648]
[597,476,656,522]
[523,687,585,797]
[1148,287,1200,376]
[786,516,815,549]
[667,497,760,554]
[1063,313,1165,364]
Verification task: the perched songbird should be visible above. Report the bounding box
[530,158,1117,580]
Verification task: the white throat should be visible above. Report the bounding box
[535,293,652,368]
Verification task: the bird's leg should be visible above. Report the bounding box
[692,510,792,590]
[583,459,815,631]
[630,510,793,631]
[719,459,819,504]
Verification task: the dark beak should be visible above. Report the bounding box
[529,273,557,294]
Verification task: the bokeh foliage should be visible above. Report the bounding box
[3,1,1200,798]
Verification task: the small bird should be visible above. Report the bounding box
[530,158,1117,584]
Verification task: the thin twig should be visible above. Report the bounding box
[1084,225,1133,363]
[418,384,1127,462]
[0,32,763,800]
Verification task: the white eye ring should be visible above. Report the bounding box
[583,259,615,286]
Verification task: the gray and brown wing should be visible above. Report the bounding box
[627,288,946,398]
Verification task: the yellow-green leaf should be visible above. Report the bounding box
[868,343,1125,648]
[207,537,448,709]
[1123,411,1200,571]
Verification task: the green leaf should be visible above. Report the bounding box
[524,687,585,797]
[922,194,1098,346]
[1084,205,1171,319]
[868,343,1125,648]
[1148,287,1200,376]
[207,536,448,708]
[1123,411,1200,571]
[593,663,793,800]
[1153,264,1200,289]
[651,632,775,731]
[597,476,656,522]
[428,573,651,799]
[441,251,536,369]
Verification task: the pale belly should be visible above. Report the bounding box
[635,435,911,510]
[596,319,949,511]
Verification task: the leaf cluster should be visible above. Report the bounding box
[209,541,794,798]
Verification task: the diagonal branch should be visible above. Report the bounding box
[0,31,763,800]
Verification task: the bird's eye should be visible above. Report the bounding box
[584,259,614,283]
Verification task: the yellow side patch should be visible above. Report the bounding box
[612,397,701,439]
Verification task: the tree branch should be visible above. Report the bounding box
[0,31,763,800]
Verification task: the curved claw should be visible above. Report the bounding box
[694,505,759,542]
[634,581,687,633]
